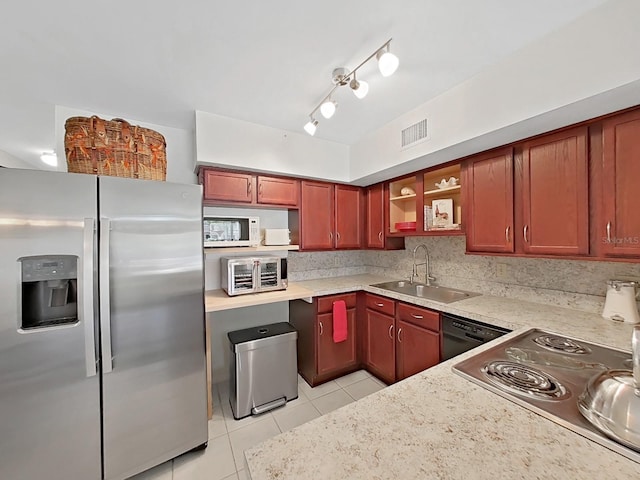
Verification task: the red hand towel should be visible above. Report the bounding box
[332,300,348,343]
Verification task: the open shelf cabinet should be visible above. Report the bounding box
[387,163,464,236]
[389,176,417,234]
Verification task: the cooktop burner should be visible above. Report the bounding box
[452,328,638,464]
[532,333,591,355]
[482,360,569,400]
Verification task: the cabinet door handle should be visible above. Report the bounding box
[247,181,252,196]
[336,232,340,241]
[397,328,403,343]
[411,313,423,319]
[376,302,384,307]
[258,183,263,195]
[523,225,529,243]
[505,226,510,243]
[378,231,383,241]
[319,321,323,336]
[606,222,612,243]
[388,324,394,339]
[329,232,333,242]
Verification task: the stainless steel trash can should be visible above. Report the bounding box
[228,322,298,419]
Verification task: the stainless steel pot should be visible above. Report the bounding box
[578,326,640,451]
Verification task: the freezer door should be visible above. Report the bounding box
[0,169,101,480]
[99,177,207,480]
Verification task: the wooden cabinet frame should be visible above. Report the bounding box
[199,167,299,208]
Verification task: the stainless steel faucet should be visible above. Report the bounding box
[412,243,436,286]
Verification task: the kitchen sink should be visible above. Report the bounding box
[371,281,481,304]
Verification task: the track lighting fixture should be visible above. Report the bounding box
[303,38,399,135]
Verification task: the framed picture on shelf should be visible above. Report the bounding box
[431,199,454,228]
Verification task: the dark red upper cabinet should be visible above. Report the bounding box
[464,147,514,253]
[366,184,385,248]
[256,176,299,207]
[521,127,589,255]
[335,185,363,249]
[202,170,254,203]
[601,110,640,258]
[299,181,334,250]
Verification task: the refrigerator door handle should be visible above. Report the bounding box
[100,218,114,374]
[82,218,98,377]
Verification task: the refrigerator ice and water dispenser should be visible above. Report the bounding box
[19,255,78,329]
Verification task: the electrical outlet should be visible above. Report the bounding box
[496,263,508,280]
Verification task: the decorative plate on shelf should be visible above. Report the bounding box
[395,221,416,232]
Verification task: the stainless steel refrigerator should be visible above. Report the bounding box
[0,168,208,480]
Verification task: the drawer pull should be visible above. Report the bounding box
[376,302,385,307]
[411,314,424,319]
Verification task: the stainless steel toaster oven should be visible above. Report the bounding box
[221,256,287,296]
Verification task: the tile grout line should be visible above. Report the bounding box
[204,371,383,480]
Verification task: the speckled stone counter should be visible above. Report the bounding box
[245,274,640,479]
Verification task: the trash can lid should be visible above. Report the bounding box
[228,322,297,346]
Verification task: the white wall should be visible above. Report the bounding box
[208,303,289,383]
[349,0,640,185]
[0,149,36,169]
[55,105,197,184]
[195,111,350,182]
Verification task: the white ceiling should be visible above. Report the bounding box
[0,0,607,168]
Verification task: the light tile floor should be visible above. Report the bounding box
[130,370,386,480]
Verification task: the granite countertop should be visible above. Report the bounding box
[245,274,640,479]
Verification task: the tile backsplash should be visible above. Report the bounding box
[286,250,369,281]
[288,236,640,314]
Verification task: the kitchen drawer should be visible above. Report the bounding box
[397,303,440,332]
[365,293,395,317]
[317,293,357,314]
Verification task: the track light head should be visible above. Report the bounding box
[350,77,369,99]
[376,46,399,77]
[304,118,318,136]
[320,99,337,119]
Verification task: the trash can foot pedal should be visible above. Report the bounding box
[251,396,286,415]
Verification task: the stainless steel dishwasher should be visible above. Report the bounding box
[441,313,511,361]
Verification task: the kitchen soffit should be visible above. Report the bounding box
[0,0,606,168]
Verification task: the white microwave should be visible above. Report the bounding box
[203,216,260,247]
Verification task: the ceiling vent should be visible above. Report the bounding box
[401,119,429,149]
